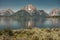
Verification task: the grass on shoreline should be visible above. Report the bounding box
[0,27,60,40]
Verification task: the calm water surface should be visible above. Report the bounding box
[0,17,60,30]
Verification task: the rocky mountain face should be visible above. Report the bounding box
[13,4,48,17]
[22,4,37,14]
[21,4,39,16]
[0,9,14,16]
[49,8,60,16]
[12,10,30,17]
[38,10,48,17]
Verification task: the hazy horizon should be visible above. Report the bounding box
[0,0,60,13]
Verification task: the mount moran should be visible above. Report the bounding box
[0,4,60,17]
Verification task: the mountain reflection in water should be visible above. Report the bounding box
[0,17,60,30]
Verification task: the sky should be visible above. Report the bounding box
[0,0,60,13]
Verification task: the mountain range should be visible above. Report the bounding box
[12,4,48,17]
[49,8,60,16]
[0,4,60,17]
[0,9,14,16]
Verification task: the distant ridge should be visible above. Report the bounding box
[0,9,14,16]
[11,4,49,17]
[0,4,60,17]
[49,8,60,16]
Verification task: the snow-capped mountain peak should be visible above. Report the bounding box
[22,4,37,13]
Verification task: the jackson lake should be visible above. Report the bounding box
[0,17,60,30]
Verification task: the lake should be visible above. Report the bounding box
[0,17,60,30]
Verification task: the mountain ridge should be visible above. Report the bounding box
[49,8,60,16]
[0,4,60,17]
[0,9,14,16]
